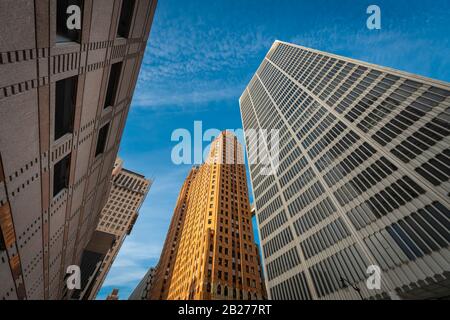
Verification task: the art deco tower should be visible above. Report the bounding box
[240,41,450,300]
[149,132,266,300]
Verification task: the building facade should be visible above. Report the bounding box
[75,158,151,299]
[0,0,157,300]
[239,41,450,300]
[129,267,156,300]
[149,132,266,300]
[106,288,119,300]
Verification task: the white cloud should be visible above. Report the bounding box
[134,13,274,110]
[103,268,148,287]
[289,26,450,81]
[114,240,161,262]
[132,85,244,109]
[101,240,161,288]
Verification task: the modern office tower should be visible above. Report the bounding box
[0,0,157,300]
[239,40,450,300]
[149,132,266,300]
[129,267,156,300]
[74,158,151,299]
[106,288,119,300]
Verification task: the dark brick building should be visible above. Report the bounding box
[0,0,157,299]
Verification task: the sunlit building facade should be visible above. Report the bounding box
[240,41,450,300]
[149,132,266,300]
[129,267,156,300]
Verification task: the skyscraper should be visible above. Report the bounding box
[0,0,157,300]
[149,132,266,300]
[74,158,151,300]
[106,288,120,300]
[239,41,450,300]
[129,266,156,300]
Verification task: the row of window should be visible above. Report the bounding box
[309,244,369,298]
[322,142,377,188]
[291,99,319,133]
[389,108,450,164]
[346,175,426,231]
[301,113,336,150]
[283,168,316,201]
[268,44,450,187]
[415,148,450,187]
[327,66,366,110]
[210,284,259,300]
[257,196,283,224]
[52,51,128,195]
[56,0,135,43]
[260,210,288,240]
[278,151,307,183]
[262,227,293,258]
[318,63,355,102]
[383,201,450,262]
[344,74,399,124]
[258,61,314,134]
[287,181,325,218]
[333,156,398,207]
[361,202,449,274]
[270,45,341,99]
[266,247,301,281]
[255,184,279,211]
[357,79,418,134]
[315,130,361,172]
[313,60,346,97]
[292,197,336,236]
[300,217,351,260]
[113,173,148,191]
[336,70,382,115]
[296,106,327,142]
[253,175,275,201]
[306,58,337,92]
[307,122,351,160]
[270,271,311,300]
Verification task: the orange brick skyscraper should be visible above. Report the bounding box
[149,131,266,300]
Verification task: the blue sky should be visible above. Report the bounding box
[96,0,450,299]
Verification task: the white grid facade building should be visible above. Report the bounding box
[239,41,450,300]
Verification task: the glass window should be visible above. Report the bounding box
[55,76,78,140]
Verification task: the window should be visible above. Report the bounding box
[117,0,135,38]
[217,284,221,295]
[104,62,122,108]
[55,76,78,140]
[57,0,82,42]
[95,123,110,156]
[0,231,5,251]
[53,154,71,196]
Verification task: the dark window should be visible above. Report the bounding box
[104,62,122,108]
[391,223,423,258]
[404,216,439,252]
[53,154,71,196]
[57,0,82,43]
[117,0,135,38]
[412,212,447,248]
[55,76,78,140]
[0,231,5,251]
[95,123,110,156]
